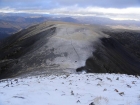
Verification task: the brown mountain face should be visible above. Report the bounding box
[0,21,140,79]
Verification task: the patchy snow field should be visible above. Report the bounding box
[0,73,140,105]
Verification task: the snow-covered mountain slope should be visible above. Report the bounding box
[0,21,107,78]
[0,73,140,105]
[0,21,140,79]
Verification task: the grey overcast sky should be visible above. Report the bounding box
[0,0,140,20]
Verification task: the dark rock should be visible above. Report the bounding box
[89,102,95,105]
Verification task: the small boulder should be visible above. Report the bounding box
[89,102,95,105]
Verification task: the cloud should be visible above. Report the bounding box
[1,6,140,21]
[0,0,140,21]
[0,7,16,13]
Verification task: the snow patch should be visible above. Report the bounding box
[0,73,140,105]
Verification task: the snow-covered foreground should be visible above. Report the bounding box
[0,73,140,105]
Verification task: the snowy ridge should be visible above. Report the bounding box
[0,73,140,105]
